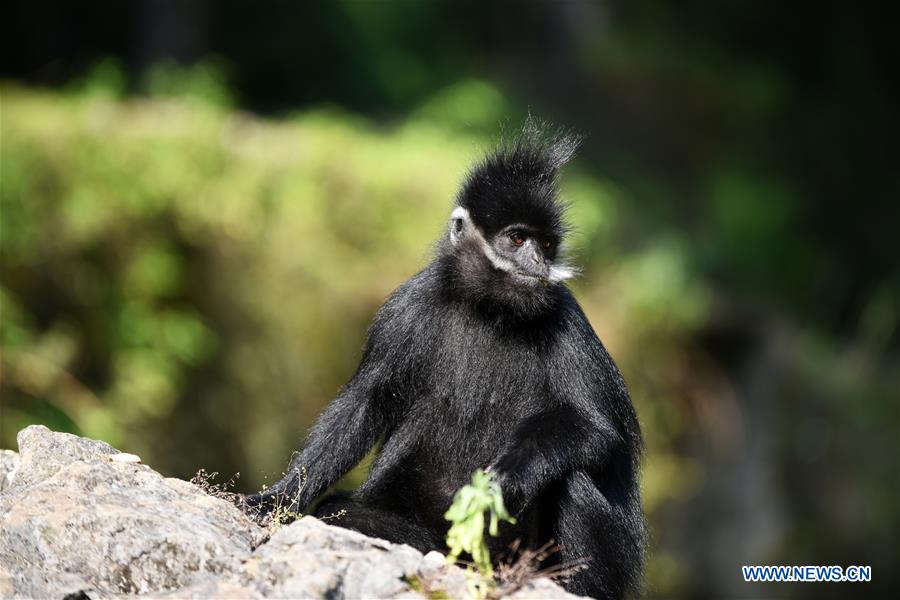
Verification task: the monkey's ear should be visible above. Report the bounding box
[449,206,472,247]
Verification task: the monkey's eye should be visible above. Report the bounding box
[543,240,554,250]
[509,232,526,247]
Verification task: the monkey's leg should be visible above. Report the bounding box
[554,472,643,600]
[313,494,443,554]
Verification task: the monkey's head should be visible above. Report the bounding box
[440,122,580,318]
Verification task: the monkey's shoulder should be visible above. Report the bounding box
[362,267,444,352]
[374,267,441,321]
[548,290,631,393]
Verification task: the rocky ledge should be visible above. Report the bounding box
[0,426,579,599]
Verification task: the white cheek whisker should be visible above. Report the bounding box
[479,239,518,273]
[548,263,579,283]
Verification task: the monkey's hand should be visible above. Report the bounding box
[490,406,617,517]
[488,455,529,517]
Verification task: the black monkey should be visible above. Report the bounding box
[243,122,646,599]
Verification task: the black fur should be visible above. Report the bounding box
[243,122,646,599]
[457,120,577,238]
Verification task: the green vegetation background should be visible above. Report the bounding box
[2,3,898,596]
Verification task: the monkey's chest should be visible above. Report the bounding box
[378,320,553,491]
[403,346,546,463]
[434,331,547,401]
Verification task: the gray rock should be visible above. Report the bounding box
[508,578,583,599]
[0,449,18,491]
[0,425,262,597]
[0,426,583,599]
[7,425,117,491]
[257,517,424,598]
[414,551,470,598]
[160,518,430,599]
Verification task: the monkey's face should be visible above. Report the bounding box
[446,206,575,315]
[444,122,580,316]
[491,224,561,285]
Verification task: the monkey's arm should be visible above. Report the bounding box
[243,362,390,516]
[490,404,623,515]
[241,284,422,518]
[489,297,641,515]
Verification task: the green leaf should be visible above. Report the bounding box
[443,469,516,578]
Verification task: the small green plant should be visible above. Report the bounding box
[266,497,303,534]
[444,469,516,577]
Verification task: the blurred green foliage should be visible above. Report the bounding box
[1,62,897,598]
